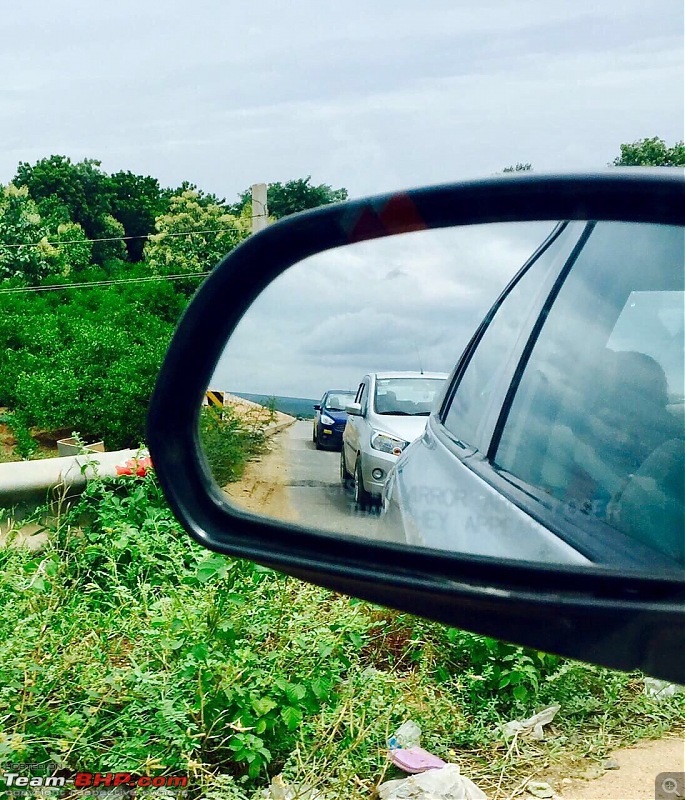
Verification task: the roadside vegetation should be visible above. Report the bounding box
[199,403,275,486]
[0,467,683,798]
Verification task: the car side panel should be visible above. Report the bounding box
[382,418,591,564]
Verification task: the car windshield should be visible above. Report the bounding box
[374,378,445,416]
[324,392,356,412]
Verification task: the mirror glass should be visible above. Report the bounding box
[201,221,685,573]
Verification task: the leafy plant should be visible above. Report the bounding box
[0,409,37,459]
[199,404,271,486]
[0,469,682,799]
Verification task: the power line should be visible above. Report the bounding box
[0,226,245,250]
[0,272,211,295]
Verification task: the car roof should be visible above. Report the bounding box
[370,371,449,380]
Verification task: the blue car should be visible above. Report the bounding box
[313,390,357,450]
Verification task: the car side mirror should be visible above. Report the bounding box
[148,171,685,682]
[345,402,362,416]
[313,404,321,411]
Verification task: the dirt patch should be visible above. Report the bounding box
[0,408,63,462]
[512,736,685,800]
[223,428,299,524]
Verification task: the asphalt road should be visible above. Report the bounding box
[275,420,383,538]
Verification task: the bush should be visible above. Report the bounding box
[0,286,176,449]
[0,470,682,798]
[199,404,271,486]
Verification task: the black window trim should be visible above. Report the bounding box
[359,379,369,412]
[486,221,596,459]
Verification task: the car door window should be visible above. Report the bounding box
[494,222,684,565]
[442,222,579,451]
[358,381,368,414]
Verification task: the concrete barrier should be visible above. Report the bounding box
[0,449,137,518]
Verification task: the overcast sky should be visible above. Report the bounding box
[2,2,683,400]
[1,1,682,201]
[211,221,557,397]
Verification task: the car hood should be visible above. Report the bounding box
[323,409,348,423]
[373,415,428,443]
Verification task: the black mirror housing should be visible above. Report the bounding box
[148,171,685,682]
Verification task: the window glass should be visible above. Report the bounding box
[443,223,578,449]
[495,222,684,565]
[374,378,445,416]
[325,391,356,411]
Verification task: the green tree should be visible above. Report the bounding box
[45,221,92,278]
[92,213,128,266]
[503,163,533,172]
[145,190,248,290]
[14,156,114,244]
[109,171,166,262]
[612,137,685,167]
[230,177,348,220]
[0,184,65,284]
[167,181,226,208]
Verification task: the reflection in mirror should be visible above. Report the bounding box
[200,221,685,574]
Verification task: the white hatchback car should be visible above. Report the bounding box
[341,371,448,509]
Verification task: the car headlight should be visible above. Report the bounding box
[371,431,409,455]
[320,413,335,425]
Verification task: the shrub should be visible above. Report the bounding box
[0,470,682,798]
[199,404,271,486]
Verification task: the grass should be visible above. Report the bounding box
[198,403,274,487]
[0,465,682,799]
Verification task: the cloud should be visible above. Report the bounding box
[0,1,681,198]
[210,221,556,396]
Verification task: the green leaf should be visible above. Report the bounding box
[508,671,523,686]
[190,643,209,661]
[280,706,303,731]
[317,641,334,658]
[284,683,306,704]
[252,696,277,717]
[513,685,528,701]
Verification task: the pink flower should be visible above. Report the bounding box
[116,456,153,477]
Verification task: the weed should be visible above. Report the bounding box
[0,469,682,799]
[0,410,37,460]
[199,404,271,487]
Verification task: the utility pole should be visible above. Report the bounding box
[251,183,268,234]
